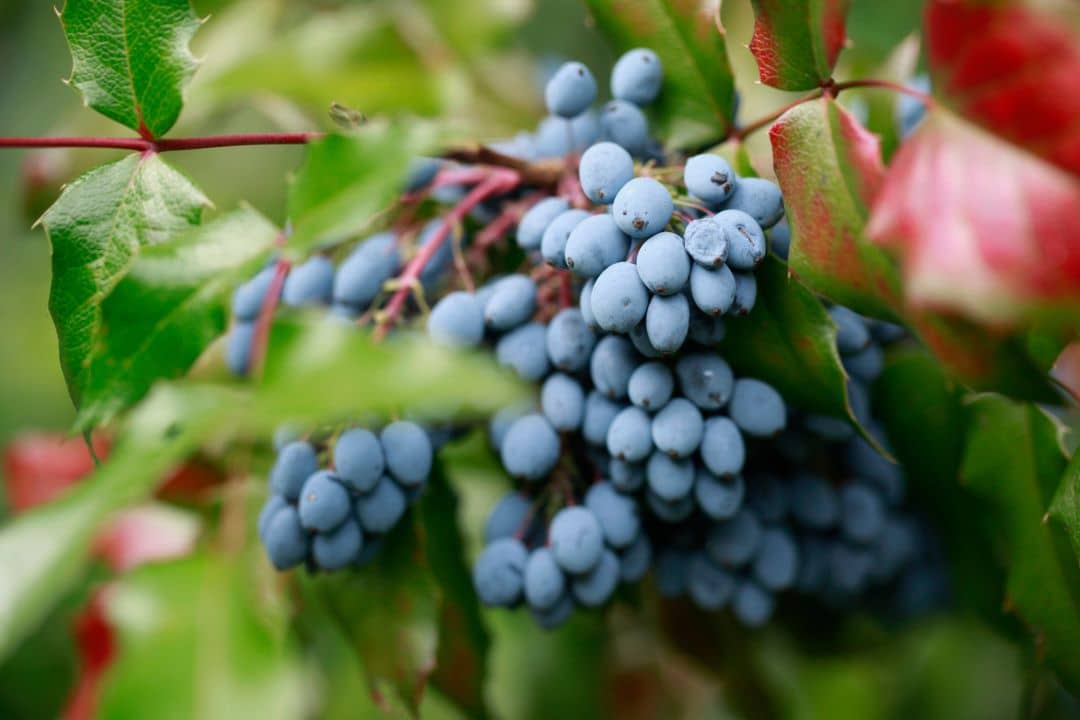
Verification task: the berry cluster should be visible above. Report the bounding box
[257,422,435,571]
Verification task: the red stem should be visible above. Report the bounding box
[831,79,936,108]
[733,89,824,141]
[0,132,320,153]
[248,256,291,375]
[375,168,521,339]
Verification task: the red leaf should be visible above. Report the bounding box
[92,505,199,572]
[2,433,109,512]
[750,0,850,90]
[869,110,1080,324]
[925,0,1080,175]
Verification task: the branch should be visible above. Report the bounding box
[442,143,566,188]
[832,79,937,109]
[732,89,824,141]
[0,132,321,153]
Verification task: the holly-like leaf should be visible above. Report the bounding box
[0,317,525,665]
[924,0,1080,176]
[60,0,202,138]
[1049,451,1080,560]
[41,154,210,415]
[770,97,901,320]
[98,554,305,720]
[305,519,440,714]
[722,255,871,438]
[420,466,491,719]
[287,122,439,255]
[961,395,1080,691]
[749,0,850,91]
[75,208,279,431]
[585,0,736,149]
[868,110,1080,326]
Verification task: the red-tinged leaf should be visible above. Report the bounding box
[770,97,902,320]
[3,433,109,513]
[925,0,1080,176]
[749,0,850,90]
[868,110,1080,325]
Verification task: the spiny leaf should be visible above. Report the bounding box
[1049,451,1080,560]
[0,317,525,665]
[868,110,1080,326]
[98,553,306,720]
[961,394,1080,691]
[585,0,737,149]
[75,207,279,431]
[60,0,202,138]
[924,0,1080,176]
[287,122,440,255]
[721,255,877,444]
[41,154,210,416]
[749,0,850,90]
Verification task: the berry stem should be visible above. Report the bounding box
[0,132,320,153]
[732,89,824,141]
[831,79,936,108]
[248,255,292,376]
[375,167,521,339]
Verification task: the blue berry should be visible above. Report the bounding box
[570,109,603,151]
[651,397,704,458]
[542,208,590,268]
[646,451,695,501]
[611,48,663,105]
[546,308,597,372]
[733,581,774,627]
[282,256,334,307]
[334,428,384,493]
[380,421,432,487]
[531,591,576,630]
[840,483,886,544]
[789,474,839,530]
[627,361,674,410]
[541,373,586,431]
[683,217,728,267]
[647,490,696,523]
[258,494,288,541]
[688,306,726,346]
[571,550,620,607]
[746,473,788,523]
[619,533,652,582]
[753,528,799,591]
[612,178,673,239]
[565,214,630,278]
[655,549,690,596]
[232,266,277,322]
[484,491,533,544]
[705,508,762,567]
[550,506,604,574]
[501,414,560,481]
[403,157,440,192]
[591,261,650,333]
[689,263,736,316]
[585,482,640,548]
[609,458,646,492]
[578,142,634,205]
[417,219,457,283]
[684,154,735,204]
[525,548,566,609]
[484,275,538,331]
[270,441,319,501]
[545,62,597,118]
[354,476,407,533]
[601,100,649,156]
[636,231,690,295]
[474,538,528,606]
[715,209,766,270]
[518,197,570,250]
[428,292,484,348]
[496,322,551,381]
[646,293,690,355]
[312,518,364,571]
[226,322,255,376]
[843,342,884,383]
[580,278,597,328]
[829,306,871,354]
[629,321,661,358]
[582,390,623,446]
[607,406,654,463]
[722,177,784,228]
[333,233,401,310]
[263,505,309,570]
[700,416,746,477]
[769,218,791,260]
[589,335,639,399]
[729,378,786,437]
[489,403,532,452]
[687,553,736,609]
[676,353,734,410]
[298,471,351,532]
[695,470,744,520]
[730,271,757,315]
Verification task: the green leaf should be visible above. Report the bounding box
[75,207,279,431]
[1049,452,1080,559]
[60,0,202,138]
[721,255,874,443]
[304,519,440,714]
[961,395,1080,691]
[98,553,305,720]
[0,318,525,664]
[287,123,439,255]
[749,0,850,90]
[584,0,736,149]
[41,154,210,415]
[421,466,491,719]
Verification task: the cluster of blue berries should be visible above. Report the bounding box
[257,421,435,572]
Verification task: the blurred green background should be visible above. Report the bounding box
[0,1,1070,718]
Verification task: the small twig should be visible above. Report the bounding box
[832,79,937,108]
[442,143,565,188]
[248,255,291,376]
[0,132,320,153]
[732,89,824,141]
